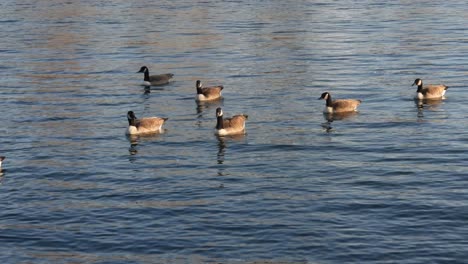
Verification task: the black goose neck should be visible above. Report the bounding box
[143,70,150,81]
[196,86,203,94]
[325,95,333,107]
[216,115,224,130]
[128,117,136,126]
[416,83,423,93]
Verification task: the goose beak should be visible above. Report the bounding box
[411,82,415,86]
[318,97,323,100]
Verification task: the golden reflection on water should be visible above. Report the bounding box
[28,251,298,264]
[39,179,99,190]
[29,251,220,264]
[30,199,211,212]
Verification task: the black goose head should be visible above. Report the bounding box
[318,92,333,107]
[127,111,137,126]
[196,80,203,94]
[412,78,422,87]
[216,107,224,129]
[318,92,330,100]
[137,66,148,73]
[216,107,223,118]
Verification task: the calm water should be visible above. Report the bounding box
[1,1,468,263]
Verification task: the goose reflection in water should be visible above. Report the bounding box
[415,98,443,110]
[0,170,4,185]
[414,98,446,121]
[195,99,224,128]
[126,132,165,159]
[217,136,226,165]
[215,135,246,184]
[321,112,358,132]
[216,134,246,162]
[196,98,224,115]
[0,157,6,184]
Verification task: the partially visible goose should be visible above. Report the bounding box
[137,66,174,86]
[195,80,224,101]
[318,92,361,113]
[215,107,248,136]
[0,156,4,169]
[412,78,448,100]
[126,111,168,135]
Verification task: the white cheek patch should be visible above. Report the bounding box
[417,80,422,86]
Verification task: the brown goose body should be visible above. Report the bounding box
[195,80,223,101]
[215,108,248,136]
[319,92,361,113]
[126,111,168,135]
[412,78,448,100]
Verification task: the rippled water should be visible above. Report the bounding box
[1,1,468,263]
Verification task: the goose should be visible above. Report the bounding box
[412,78,448,100]
[215,107,248,136]
[195,80,224,101]
[126,111,168,135]
[0,156,4,169]
[318,92,361,113]
[137,66,174,86]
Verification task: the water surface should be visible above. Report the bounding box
[1,1,468,263]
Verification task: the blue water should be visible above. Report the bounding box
[1,1,468,263]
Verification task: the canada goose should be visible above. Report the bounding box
[137,66,174,86]
[0,156,5,169]
[126,111,168,135]
[215,107,248,136]
[195,80,224,101]
[412,78,448,100]
[318,92,361,113]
